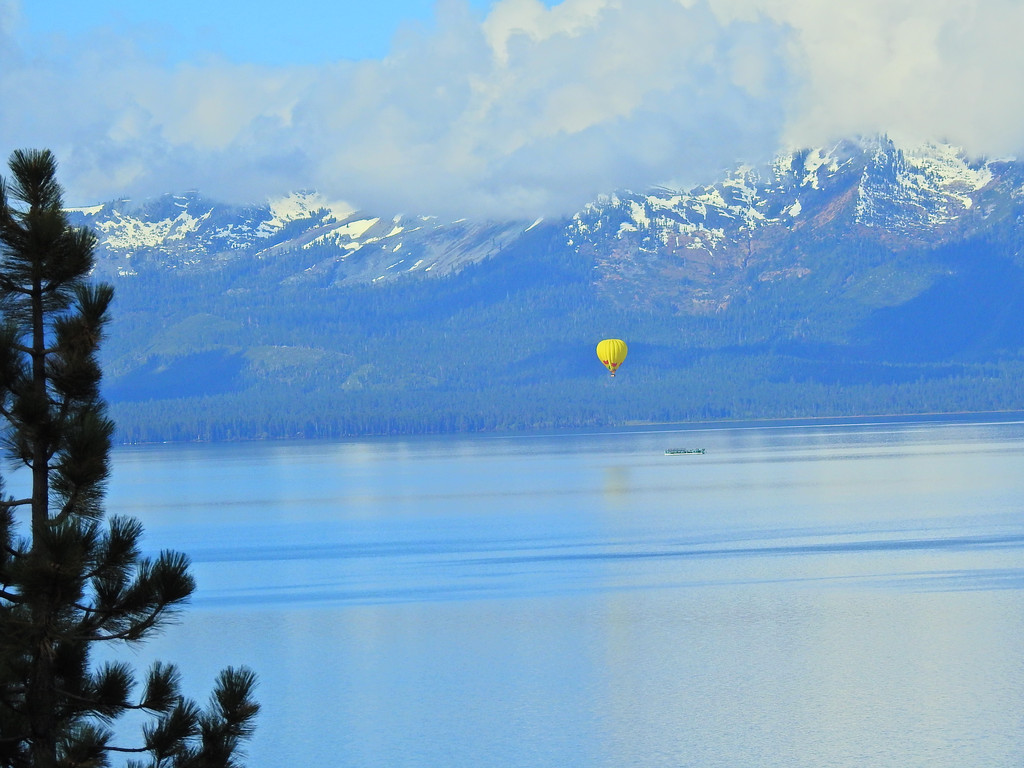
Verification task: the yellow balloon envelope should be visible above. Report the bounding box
[596,339,628,376]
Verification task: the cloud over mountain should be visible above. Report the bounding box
[1,0,1021,218]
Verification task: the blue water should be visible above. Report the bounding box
[104,418,1024,767]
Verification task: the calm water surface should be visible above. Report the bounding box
[105,418,1024,768]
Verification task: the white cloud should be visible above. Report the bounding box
[725,0,1024,157]
[482,0,614,65]
[0,0,1020,218]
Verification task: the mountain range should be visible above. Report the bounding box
[66,135,1024,441]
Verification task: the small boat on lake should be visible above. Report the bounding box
[665,448,706,455]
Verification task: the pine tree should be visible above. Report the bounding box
[0,150,258,768]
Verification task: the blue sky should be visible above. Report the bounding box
[19,0,513,65]
[3,0,1023,217]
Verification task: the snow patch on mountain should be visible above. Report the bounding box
[96,207,212,249]
[304,217,381,250]
[259,191,355,237]
[856,139,994,233]
[628,200,650,229]
[65,203,108,216]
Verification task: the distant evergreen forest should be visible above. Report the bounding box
[100,223,1024,443]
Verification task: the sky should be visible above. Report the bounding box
[2,0,1023,218]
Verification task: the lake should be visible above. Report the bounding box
[104,417,1024,768]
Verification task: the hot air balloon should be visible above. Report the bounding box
[596,339,628,376]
